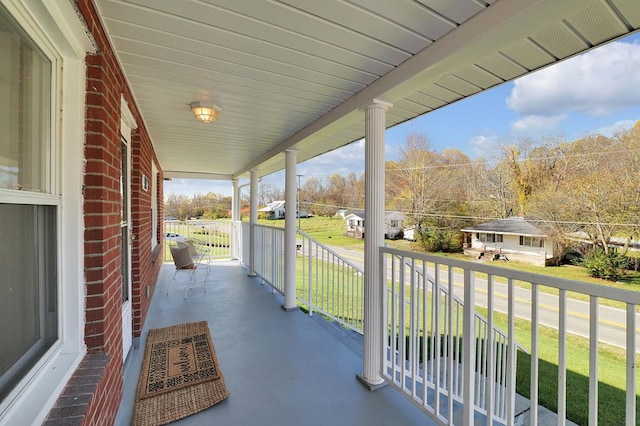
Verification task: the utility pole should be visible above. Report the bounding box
[297,174,303,230]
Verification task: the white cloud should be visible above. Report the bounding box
[468,135,500,156]
[507,41,640,116]
[298,140,365,179]
[593,119,636,137]
[510,114,566,136]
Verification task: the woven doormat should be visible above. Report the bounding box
[133,321,229,426]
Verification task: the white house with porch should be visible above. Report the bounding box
[259,200,308,220]
[344,211,406,239]
[258,200,286,220]
[462,216,555,266]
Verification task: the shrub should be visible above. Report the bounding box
[576,247,626,281]
[416,226,462,252]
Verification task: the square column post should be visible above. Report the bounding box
[248,169,259,277]
[283,148,299,311]
[357,99,391,390]
[231,178,239,260]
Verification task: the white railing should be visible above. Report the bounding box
[164,219,232,261]
[253,224,285,294]
[381,246,640,426]
[297,230,365,333]
[231,220,242,260]
[241,221,250,265]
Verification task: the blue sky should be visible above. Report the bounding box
[166,32,640,198]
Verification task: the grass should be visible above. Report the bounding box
[254,216,366,248]
[294,251,364,331]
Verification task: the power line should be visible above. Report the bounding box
[386,146,640,173]
[300,201,640,228]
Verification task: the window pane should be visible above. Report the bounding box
[0,204,57,400]
[0,6,51,193]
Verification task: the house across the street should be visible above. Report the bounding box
[461,216,556,266]
[344,211,406,240]
[258,200,308,220]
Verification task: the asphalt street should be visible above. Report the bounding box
[325,245,640,352]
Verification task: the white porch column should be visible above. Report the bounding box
[357,99,391,390]
[282,148,299,311]
[231,178,239,260]
[248,169,258,276]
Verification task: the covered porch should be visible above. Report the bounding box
[115,261,431,426]
[2,1,639,425]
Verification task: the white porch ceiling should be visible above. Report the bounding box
[93,0,640,180]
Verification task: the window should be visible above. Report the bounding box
[520,236,544,247]
[151,162,158,248]
[0,4,57,402]
[477,233,502,243]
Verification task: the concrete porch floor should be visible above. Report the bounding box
[115,261,433,426]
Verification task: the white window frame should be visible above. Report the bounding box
[151,161,158,249]
[0,1,94,425]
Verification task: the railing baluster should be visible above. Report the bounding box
[486,274,495,424]
[506,278,516,426]
[456,298,461,396]
[626,303,636,426]
[463,268,475,426]
[447,265,454,426]
[382,251,389,380]
[307,235,313,317]
[422,259,429,408]
[434,262,441,417]
[531,283,539,426]
[391,254,398,385]
[410,257,416,397]
[496,327,504,418]
[399,255,406,391]
[558,288,567,426]
[589,296,598,426]
[272,229,277,293]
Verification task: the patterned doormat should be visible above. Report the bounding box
[133,321,229,425]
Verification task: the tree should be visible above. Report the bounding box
[257,182,283,206]
[387,132,469,252]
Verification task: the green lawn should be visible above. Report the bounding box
[253,216,366,248]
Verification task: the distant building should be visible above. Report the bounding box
[344,211,406,240]
[461,216,556,266]
[258,200,308,220]
[334,209,350,218]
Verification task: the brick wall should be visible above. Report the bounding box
[74,0,163,424]
[130,130,163,337]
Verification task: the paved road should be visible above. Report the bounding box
[325,245,640,352]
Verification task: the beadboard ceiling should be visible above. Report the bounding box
[93,0,640,180]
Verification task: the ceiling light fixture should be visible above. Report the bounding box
[190,101,221,123]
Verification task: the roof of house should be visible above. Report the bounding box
[344,211,407,221]
[461,216,546,237]
[344,210,365,220]
[258,200,285,212]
